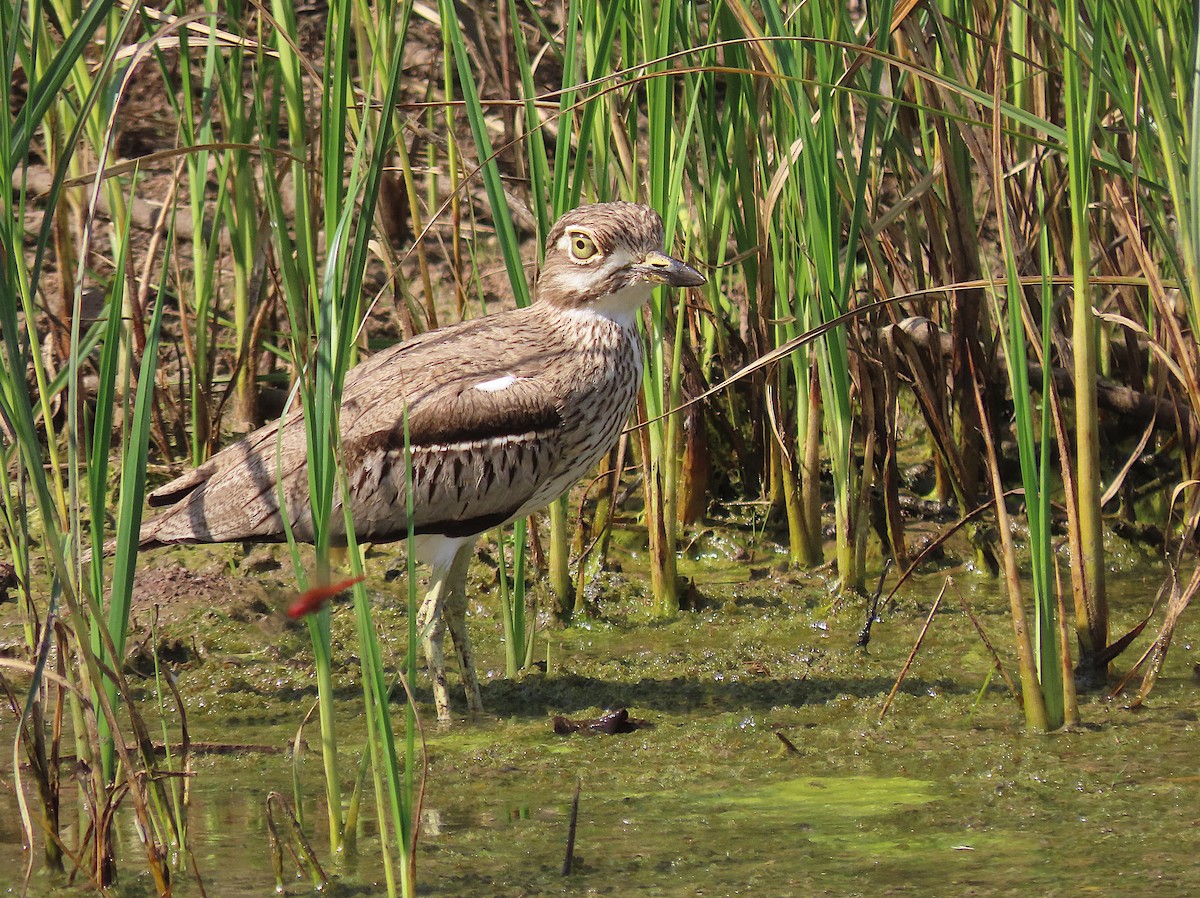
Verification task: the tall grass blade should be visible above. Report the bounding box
[1059,0,1108,676]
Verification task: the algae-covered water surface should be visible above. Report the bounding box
[2,550,1198,897]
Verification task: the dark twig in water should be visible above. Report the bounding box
[775,731,802,755]
[879,578,947,721]
[563,778,582,876]
[858,558,894,646]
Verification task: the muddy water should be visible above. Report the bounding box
[1,550,1198,896]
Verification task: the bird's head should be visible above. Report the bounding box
[535,202,705,322]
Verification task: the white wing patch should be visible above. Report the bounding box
[475,374,519,392]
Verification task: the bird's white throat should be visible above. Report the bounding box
[561,281,655,328]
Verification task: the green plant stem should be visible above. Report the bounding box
[1062,0,1108,675]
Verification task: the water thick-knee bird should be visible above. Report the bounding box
[136,202,705,721]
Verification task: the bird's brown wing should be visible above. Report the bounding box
[337,365,568,542]
[139,308,573,547]
[138,409,309,547]
[140,322,468,513]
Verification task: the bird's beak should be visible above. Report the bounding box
[639,250,706,288]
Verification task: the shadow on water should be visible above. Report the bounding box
[473,671,967,717]
[172,669,966,716]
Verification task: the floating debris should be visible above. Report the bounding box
[552,708,651,736]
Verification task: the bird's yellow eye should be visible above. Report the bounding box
[568,230,598,261]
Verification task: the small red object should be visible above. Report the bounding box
[287,574,366,619]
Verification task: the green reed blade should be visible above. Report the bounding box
[439,0,530,308]
[993,171,1064,730]
[8,0,116,163]
[100,227,171,775]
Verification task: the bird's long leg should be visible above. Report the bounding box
[417,562,454,723]
[415,536,480,722]
[443,540,483,716]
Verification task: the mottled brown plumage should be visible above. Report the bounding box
[139,202,704,721]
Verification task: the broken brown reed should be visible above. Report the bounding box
[878,578,947,722]
[4,615,183,893]
[1108,564,1200,705]
[266,791,328,891]
[1053,562,1081,727]
[948,580,1020,702]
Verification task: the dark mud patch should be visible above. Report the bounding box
[131,563,276,627]
[121,554,314,679]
